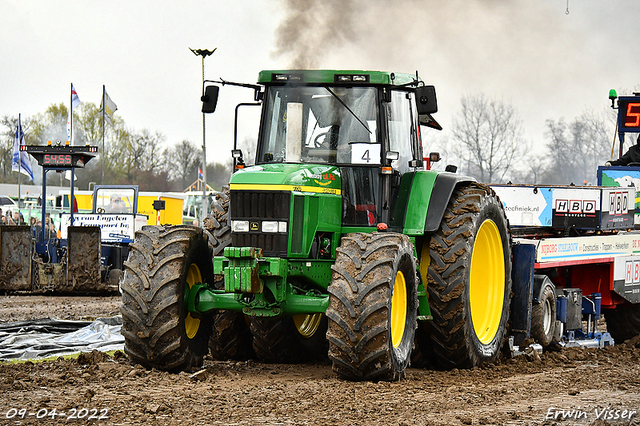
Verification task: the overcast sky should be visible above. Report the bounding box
[2,0,639,167]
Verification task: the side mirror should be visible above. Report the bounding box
[232,149,245,170]
[415,85,437,114]
[202,85,219,113]
[231,149,244,160]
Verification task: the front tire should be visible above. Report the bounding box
[426,183,511,369]
[327,232,417,381]
[120,225,213,371]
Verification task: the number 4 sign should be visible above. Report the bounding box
[351,143,381,164]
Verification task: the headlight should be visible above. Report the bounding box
[262,221,279,233]
[232,220,249,232]
[261,221,287,233]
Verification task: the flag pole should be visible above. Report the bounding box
[68,83,72,189]
[17,113,22,214]
[69,82,73,146]
[102,85,105,185]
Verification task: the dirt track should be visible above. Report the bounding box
[0,296,639,426]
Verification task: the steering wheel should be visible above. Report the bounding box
[313,132,328,148]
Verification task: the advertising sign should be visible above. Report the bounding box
[60,213,148,243]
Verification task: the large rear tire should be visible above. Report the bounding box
[327,232,417,381]
[604,304,640,342]
[426,183,511,369]
[120,225,213,371]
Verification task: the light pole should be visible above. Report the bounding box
[189,47,216,225]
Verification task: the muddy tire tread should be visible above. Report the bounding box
[120,225,213,371]
[327,232,417,381]
[426,183,511,369]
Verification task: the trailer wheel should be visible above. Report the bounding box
[327,232,417,381]
[604,304,640,342]
[426,183,511,369]
[531,284,556,347]
[120,225,213,371]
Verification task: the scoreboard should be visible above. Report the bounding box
[23,144,98,169]
[618,96,640,133]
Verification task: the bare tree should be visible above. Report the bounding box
[167,140,200,190]
[0,115,18,179]
[118,129,165,180]
[543,110,610,185]
[451,94,528,183]
[207,161,232,191]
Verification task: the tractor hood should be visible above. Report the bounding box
[229,164,342,195]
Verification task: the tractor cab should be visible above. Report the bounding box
[228,70,440,234]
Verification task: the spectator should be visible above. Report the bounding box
[42,217,56,240]
[607,134,640,166]
[13,211,23,225]
[30,217,41,238]
[105,194,127,213]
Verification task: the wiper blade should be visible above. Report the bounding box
[325,87,371,134]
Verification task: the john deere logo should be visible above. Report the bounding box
[250,222,259,231]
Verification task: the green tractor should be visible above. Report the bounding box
[120,70,511,381]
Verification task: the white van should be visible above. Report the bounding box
[0,196,17,208]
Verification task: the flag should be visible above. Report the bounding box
[198,167,203,180]
[100,90,118,125]
[64,170,77,182]
[12,124,34,181]
[71,84,81,109]
[68,84,81,144]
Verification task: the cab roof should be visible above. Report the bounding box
[258,70,419,86]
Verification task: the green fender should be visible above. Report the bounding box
[400,171,474,235]
[399,171,474,321]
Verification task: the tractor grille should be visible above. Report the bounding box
[230,190,290,256]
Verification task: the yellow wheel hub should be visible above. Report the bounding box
[185,263,202,339]
[293,313,323,338]
[469,219,505,345]
[391,270,407,348]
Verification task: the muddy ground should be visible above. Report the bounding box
[0,296,639,426]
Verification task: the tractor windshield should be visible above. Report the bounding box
[257,86,379,165]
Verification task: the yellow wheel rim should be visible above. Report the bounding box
[185,263,202,339]
[293,313,323,338]
[391,270,407,348]
[469,219,505,345]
